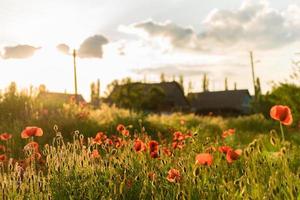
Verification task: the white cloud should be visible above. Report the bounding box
[121,1,300,52]
[1,44,40,59]
[56,43,70,55]
[77,35,109,58]
[57,35,109,59]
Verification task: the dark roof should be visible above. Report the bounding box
[188,90,251,113]
[108,81,189,109]
[37,92,86,105]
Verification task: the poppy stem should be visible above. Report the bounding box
[279,122,285,142]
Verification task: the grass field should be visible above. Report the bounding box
[0,103,300,199]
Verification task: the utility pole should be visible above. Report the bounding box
[73,49,78,102]
[249,51,256,96]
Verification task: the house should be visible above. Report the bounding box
[36,92,86,107]
[106,81,190,112]
[187,90,252,116]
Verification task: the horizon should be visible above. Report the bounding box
[1,0,300,100]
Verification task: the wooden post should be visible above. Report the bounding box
[250,51,256,96]
[73,49,78,103]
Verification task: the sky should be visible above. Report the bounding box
[0,0,300,100]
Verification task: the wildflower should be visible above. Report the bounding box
[133,139,146,152]
[162,147,172,157]
[0,154,6,162]
[116,124,126,132]
[21,126,43,138]
[91,149,100,158]
[226,149,242,164]
[150,151,159,158]
[184,133,192,139]
[111,136,125,148]
[222,129,235,139]
[0,133,12,141]
[93,132,107,145]
[0,145,5,152]
[105,138,114,146]
[173,131,185,141]
[195,153,213,166]
[24,141,39,152]
[270,105,293,126]
[149,140,159,153]
[172,141,185,149]
[121,129,130,137]
[26,152,42,163]
[166,168,181,183]
[218,146,233,154]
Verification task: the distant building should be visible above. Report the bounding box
[36,92,86,107]
[188,90,252,116]
[106,81,190,112]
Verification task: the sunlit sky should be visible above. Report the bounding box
[1,0,300,100]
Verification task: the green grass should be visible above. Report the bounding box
[0,104,300,199]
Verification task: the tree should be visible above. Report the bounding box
[255,77,261,97]
[251,83,300,128]
[90,79,101,108]
[225,77,228,91]
[179,75,184,92]
[202,74,209,92]
[160,73,166,82]
[188,81,193,94]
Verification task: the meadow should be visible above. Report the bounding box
[0,92,300,199]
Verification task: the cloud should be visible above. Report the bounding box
[77,35,109,58]
[131,56,249,79]
[56,43,70,55]
[121,1,300,51]
[133,64,208,77]
[1,45,40,59]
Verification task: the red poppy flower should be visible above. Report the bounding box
[112,136,125,148]
[0,133,12,141]
[218,146,233,154]
[121,129,130,137]
[93,132,107,145]
[0,154,7,162]
[226,149,242,164]
[166,168,181,183]
[105,138,113,146]
[222,129,235,139]
[91,149,100,158]
[162,147,172,157]
[172,141,185,149]
[21,127,43,138]
[0,145,6,152]
[184,133,192,139]
[173,131,185,141]
[150,151,159,158]
[148,140,159,153]
[116,124,126,132]
[26,152,42,163]
[195,153,213,166]
[270,105,293,126]
[24,141,39,152]
[133,139,146,152]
